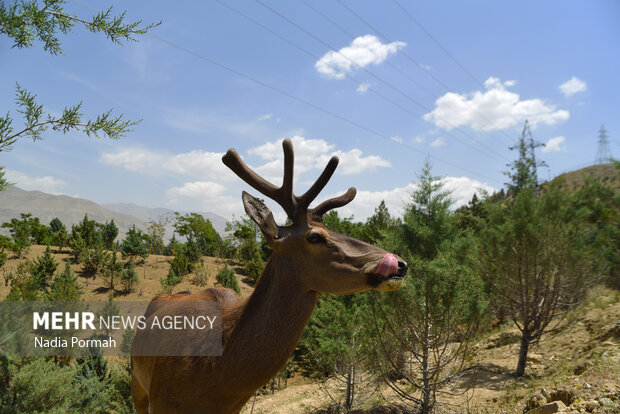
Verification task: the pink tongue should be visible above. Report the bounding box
[375,254,399,277]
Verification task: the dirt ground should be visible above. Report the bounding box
[1,246,618,413]
[0,245,255,301]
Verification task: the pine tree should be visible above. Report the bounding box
[32,245,58,290]
[121,225,149,264]
[47,262,84,302]
[370,162,486,413]
[481,184,602,376]
[120,263,139,293]
[101,220,119,250]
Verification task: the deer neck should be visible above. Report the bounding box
[223,254,317,386]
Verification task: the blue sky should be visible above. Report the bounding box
[1,0,618,222]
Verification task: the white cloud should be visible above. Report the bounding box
[257,113,272,121]
[423,76,570,131]
[357,83,371,93]
[559,76,587,97]
[104,137,391,218]
[318,149,391,175]
[166,181,241,218]
[4,170,67,195]
[430,137,446,147]
[320,176,495,221]
[248,136,390,181]
[315,35,406,79]
[542,136,565,153]
[166,181,225,198]
[102,148,235,182]
[101,148,166,172]
[163,150,235,181]
[391,136,403,144]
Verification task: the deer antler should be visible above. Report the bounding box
[222,138,356,224]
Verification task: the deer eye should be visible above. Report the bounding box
[307,232,326,244]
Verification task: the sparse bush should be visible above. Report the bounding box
[101,250,123,290]
[80,243,111,277]
[120,263,139,293]
[160,269,182,294]
[190,261,211,287]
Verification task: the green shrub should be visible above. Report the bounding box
[215,265,240,295]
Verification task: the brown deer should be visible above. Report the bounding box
[131,139,407,413]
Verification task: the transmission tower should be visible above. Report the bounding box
[595,125,612,164]
[510,120,548,189]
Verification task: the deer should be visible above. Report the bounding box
[131,138,408,413]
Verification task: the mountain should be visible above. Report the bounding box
[0,186,146,237]
[0,187,229,238]
[102,203,228,235]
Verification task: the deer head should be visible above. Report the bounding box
[222,138,407,294]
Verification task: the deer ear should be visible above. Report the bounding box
[241,191,279,241]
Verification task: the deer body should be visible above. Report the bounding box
[132,139,407,413]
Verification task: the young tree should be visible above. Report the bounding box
[101,220,119,250]
[120,263,139,293]
[1,214,34,257]
[32,245,58,289]
[0,0,160,190]
[215,265,240,295]
[49,217,69,251]
[226,215,271,282]
[481,184,601,376]
[80,242,110,278]
[146,217,168,255]
[369,162,486,413]
[299,294,379,411]
[100,249,123,291]
[46,262,84,301]
[120,225,148,264]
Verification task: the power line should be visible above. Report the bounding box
[218,0,506,164]
[150,33,500,183]
[335,0,520,150]
[300,0,440,101]
[254,0,510,162]
[392,0,485,89]
[70,0,503,185]
[304,0,524,157]
[335,0,451,92]
[390,0,529,147]
[213,0,429,122]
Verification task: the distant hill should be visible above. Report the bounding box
[548,163,619,192]
[0,186,146,237]
[0,187,229,239]
[102,203,228,235]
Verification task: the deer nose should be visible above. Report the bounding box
[397,259,408,277]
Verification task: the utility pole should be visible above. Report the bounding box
[595,125,612,164]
